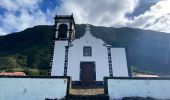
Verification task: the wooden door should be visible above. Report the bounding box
[80,62,96,86]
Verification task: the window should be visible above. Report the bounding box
[83,46,92,56]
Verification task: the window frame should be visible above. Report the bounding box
[83,46,92,57]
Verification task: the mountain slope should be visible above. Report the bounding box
[0,24,170,75]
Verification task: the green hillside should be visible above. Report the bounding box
[0,24,170,76]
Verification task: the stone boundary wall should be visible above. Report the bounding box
[0,76,70,100]
[104,77,170,100]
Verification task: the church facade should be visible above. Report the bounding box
[50,15,129,85]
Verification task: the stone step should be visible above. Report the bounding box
[65,94,109,100]
[69,87,104,95]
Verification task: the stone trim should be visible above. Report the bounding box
[48,23,57,75]
[107,47,113,77]
[64,46,69,76]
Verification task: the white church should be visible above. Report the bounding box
[1,14,170,100]
[50,15,129,85]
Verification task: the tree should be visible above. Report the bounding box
[0,56,20,70]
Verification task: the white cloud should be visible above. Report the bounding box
[0,28,8,36]
[57,0,139,27]
[0,0,53,35]
[0,0,41,12]
[58,0,170,33]
[0,0,170,35]
[128,0,170,33]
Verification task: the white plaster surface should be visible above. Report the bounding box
[0,78,68,100]
[107,79,170,99]
[51,41,68,76]
[111,48,129,77]
[67,29,109,81]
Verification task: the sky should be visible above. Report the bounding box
[0,0,170,35]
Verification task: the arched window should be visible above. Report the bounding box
[58,24,68,38]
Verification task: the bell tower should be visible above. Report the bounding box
[54,14,75,42]
[50,14,75,76]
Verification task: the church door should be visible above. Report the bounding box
[80,62,96,86]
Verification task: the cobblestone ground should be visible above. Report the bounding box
[69,87,104,95]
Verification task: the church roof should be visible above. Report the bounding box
[0,72,26,76]
[54,14,75,28]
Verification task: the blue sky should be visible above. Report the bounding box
[0,0,170,35]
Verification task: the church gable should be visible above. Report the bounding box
[73,24,106,47]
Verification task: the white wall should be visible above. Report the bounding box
[107,78,170,99]
[51,28,129,81]
[51,41,68,76]
[0,77,69,100]
[51,25,129,81]
[67,30,109,81]
[111,48,129,77]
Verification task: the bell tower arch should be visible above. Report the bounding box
[54,14,75,42]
